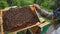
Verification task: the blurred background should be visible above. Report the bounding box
[0,0,55,12]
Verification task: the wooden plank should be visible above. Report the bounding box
[1,10,4,34]
[0,10,1,17]
[38,21,50,28]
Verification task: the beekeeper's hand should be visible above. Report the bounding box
[33,4,41,11]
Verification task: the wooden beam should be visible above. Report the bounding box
[1,10,4,34]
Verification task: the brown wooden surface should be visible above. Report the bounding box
[1,10,4,34]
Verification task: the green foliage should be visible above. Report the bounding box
[0,0,55,12]
[0,1,9,9]
[20,0,33,6]
[40,0,55,12]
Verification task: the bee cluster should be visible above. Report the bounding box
[3,6,40,32]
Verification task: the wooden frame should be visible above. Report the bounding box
[0,5,50,34]
[1,10,4,34]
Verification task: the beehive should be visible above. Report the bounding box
[2,6,40,32]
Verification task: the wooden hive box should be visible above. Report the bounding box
[1,5,40,32]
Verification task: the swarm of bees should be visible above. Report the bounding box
[2,6,40,32]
